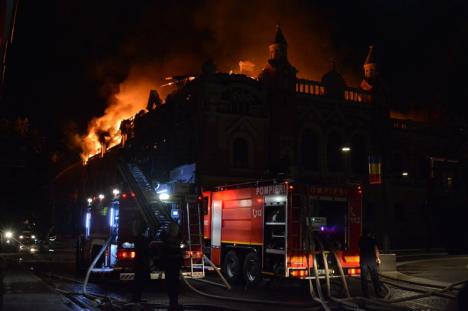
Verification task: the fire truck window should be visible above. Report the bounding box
[327,131,343,172]
[301,129,319,170]
[233,137,249,168]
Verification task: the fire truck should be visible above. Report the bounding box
[202,180,362,285]
[76,158,204,281]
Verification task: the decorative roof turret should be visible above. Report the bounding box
[360,45,379,93]
[272,24,287,47]
[364,45,376,65]
[321,58,346,99]
[258,25,297,93]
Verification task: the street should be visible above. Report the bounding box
[1,250,466,311]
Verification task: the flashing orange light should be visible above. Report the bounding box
[344,255,360,263]
[288,255,313,268]
[117,249,136,260]
[185,250,203,259]
[348,268,361,275]
[290,269,309,277]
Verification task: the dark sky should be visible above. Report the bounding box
[2,0,468,147]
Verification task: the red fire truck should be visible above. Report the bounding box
[202,180,362,285]
[76,160,204,281]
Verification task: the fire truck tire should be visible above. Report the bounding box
[222,250,242,283]
[243,252,261,286]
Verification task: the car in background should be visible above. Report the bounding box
[18,230,40,253]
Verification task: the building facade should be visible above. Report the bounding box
[81,27,468,251]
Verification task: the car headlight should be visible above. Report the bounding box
[5,231,13,239]
[31,235,36,239]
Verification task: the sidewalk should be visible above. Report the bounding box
[1,264,72,311]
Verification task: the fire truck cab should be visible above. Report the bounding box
[203,180,362,285]
[76,161,205,281]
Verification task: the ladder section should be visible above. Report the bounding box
[184,201,205,278]
[117,161,172,238]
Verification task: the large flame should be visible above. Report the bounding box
[78,78,156,163]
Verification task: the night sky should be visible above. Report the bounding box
[3,1,468,140]
[0,0,468,224]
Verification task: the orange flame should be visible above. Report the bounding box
[77,78,157,163]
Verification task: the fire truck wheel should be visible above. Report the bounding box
[243,252,261,286]
[222,250,242,283]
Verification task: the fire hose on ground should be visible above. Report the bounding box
[70,234,325,310]
[60,228,468,311]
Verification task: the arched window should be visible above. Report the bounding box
[301,129,319,170]
[233,137,249,168]
[327,131,343,172]
[351,135,368,175]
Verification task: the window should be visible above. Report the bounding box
[351,135,368,175]
[327,131,343,172]
[301,129,319,170]
[233,137,249,168]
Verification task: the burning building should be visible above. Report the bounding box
[60,26,467,252]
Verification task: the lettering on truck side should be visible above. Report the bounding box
[255,184,287,196]
[252,207,262,218]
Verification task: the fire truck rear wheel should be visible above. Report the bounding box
[243,252,261,286]
[222,250,242,283]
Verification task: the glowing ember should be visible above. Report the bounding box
[77,78,157,163]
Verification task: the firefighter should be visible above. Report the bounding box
[160,223,183,310]
[132,224,151,303]
[359,229,384,298]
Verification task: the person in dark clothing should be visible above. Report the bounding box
[359,230,384,298]
[160,223,184,310]
[132,229,151,303]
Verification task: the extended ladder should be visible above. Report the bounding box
[117,160,172,238]
[184,199,205,278]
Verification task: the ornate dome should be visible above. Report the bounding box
[321,62,346,99]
